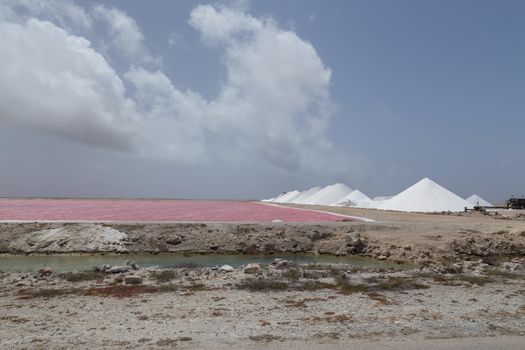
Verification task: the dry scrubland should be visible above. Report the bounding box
[0,207,524,349]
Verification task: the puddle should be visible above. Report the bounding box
[0,253,413,272]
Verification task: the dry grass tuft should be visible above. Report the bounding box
[59,270,105,283]
[149,269,178,283]
[237,278,289,291]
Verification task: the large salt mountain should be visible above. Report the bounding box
[333,190,370,207]
[378,178,473,213]
[466,194,493,207]
[290,186,322,204]
[272,190,301,203]
[302,183,353,206]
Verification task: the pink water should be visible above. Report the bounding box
[0,198,354,222]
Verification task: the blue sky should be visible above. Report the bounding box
[0,0,523,202]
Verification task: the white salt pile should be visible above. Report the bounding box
[290,186,322,204]
[261,193,284,202]
[273,190,301,203]
[302,183,353,206]
[378,178,473,213]
[373,196,393,201]
[333,190,370,207]
[346,197,389,209]
[466,194,493,207]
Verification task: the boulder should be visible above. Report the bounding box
[219,264,234,272]
[107,265,131,274]
[126,261,139,270]
[38,267,54,277]
[243,263,261,274]
[166,236,182,245]
[271,259,291,269]
[502,262,521,272]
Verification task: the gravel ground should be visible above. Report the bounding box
[0,262,523,349]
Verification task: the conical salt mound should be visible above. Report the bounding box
[466,194,492,207]
[303,183,353,206]
[333,190,370,206]
[290,186,322,204]
[274,190,301,203]
[378,178,473,212]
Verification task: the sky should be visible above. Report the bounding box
[0,0,523,203]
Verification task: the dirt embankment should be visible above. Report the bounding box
[1,214,524,264]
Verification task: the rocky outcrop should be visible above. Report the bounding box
[7,224,128,253]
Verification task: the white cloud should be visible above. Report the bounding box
[124,68,209,162]
[0,0,92,32]
[0,18,138,151]
[92,4,155,64]
[0,1,351,175]
[187,4,344,172]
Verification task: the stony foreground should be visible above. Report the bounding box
[0,259,524,349]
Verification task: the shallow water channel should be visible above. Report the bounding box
[0,253,411,272]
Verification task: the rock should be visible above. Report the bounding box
[166,236,182,245]
[502,262,521,272]
[126,261,139,270]
[38,267,53,277]
[219,264,234,272]
[100,264,112,272]
[271,259,291,269]
[106,265,131,274]
[124,275,143,285]
[243,263,261,274]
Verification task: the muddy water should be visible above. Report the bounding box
[0,253,411,272]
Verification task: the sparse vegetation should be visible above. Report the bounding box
[18,287,82,299]
[417,271,497,286]
[301,280,336,291]
[485,269,524,280]
[59,270,105,283]
[281,268,301,280]
[150,269,178,283]
[335,276,369,294]
[237,278,289,291]
[371,276,430,291]
[84,285,158,298]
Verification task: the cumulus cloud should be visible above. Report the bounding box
[186,4,343,171]
[0,0,92,32]
[0,1,351,175]
[124,68,208,162]
[0,18,138,151]
[92,4,156,64]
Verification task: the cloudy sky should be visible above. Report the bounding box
[0,0,523,202]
